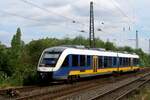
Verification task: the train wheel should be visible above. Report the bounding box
[77,75,80,81]
[73,75,80,83]
[133,69,139,72]
[119,70,123,74]
[67,75,79,84]
[67,76,73,84]
[112,71,120,77]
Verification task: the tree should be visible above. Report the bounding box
[10,28,24,71]
[11,28,22,57]
[105,41,116,51]
[117,46,134,53]
[0,43,12,76]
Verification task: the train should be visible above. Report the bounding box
[37,45,140,82]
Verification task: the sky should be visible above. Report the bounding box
[0,0,150,53]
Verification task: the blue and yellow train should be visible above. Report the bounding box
[37,45,140,81]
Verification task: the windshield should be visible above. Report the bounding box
[39,52,61,67]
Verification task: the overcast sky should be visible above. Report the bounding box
[0,0,150,53]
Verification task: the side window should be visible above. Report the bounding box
[104,56,108,67]
[108,57,113,67]
[133,58,139,66]
[113,57,117,67]
[87,55,91,66]
[127,58,130,66]
[80,55,85,66]
[123,58,125,67]
[131,58,133,66]
[98,56,103,68]
[72,55,78,66]
[125,58,127,66]
[62,55,69,67]
[126,58,129,66]
[119,57,122,66]
[133,58,135,66]
[125,58,128,66]
[137,59,139,66]
[129,58,131,66]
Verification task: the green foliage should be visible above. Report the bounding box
[11,28,22,57]
[10,27,24,71]
[105,41,116,51]
[117,46,134,53]
[0,43,12,76]
[95,38,105,48]
[134,49,150,67]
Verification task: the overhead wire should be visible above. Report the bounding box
[110,0,134,24]
[111,0,137,32]
[0,10,85,33]
[92,1,122,34]
[20,0,88,27]
[3,0,135,36]
[0,10,42,23]
[128,0,137,24]
[93,0,135,33]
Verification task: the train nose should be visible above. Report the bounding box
[38,72,53,82]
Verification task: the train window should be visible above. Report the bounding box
[133,58,135,66]
[85,56,87,66]
[108,57,113,67]
[126,58,129,66]
[130,58,133,66]
[119,57,123,67]
[124,58,126,66]
[98,56,103,68]
[124,58,126,67]
[136,59,139,66]
[87,56,91,66]
[124,58,127,66]
[113,57,117,67]
[62,55,69,67]
[122,58,125,66]
[136,59,138,65]
[129,58,131,66]
[133,58,139,66]
[104,56,108,68]
[127,58,130,66]
[123,58,126,67]
[126,58,128,66]
[121,58,123,66]
[125,58,127,66]
[72,55,78,66]
[40,51,61,67]
[80,55,85,66]
[122,58,124,66]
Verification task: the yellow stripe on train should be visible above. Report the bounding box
[69,66,140,75]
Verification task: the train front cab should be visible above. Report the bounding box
[37,50,62,82]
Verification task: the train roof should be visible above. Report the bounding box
[44,46,139,58]
[44,46,68,52]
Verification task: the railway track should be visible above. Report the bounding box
[0,86,37,96]
[56,69,150,100]
[0,68,149,100]
[91,72,150,100]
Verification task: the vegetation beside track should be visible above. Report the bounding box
[0,27,150,87]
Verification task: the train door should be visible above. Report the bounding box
[92,56,98,72]
[131,58,133,69]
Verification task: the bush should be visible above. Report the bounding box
[23,70,38,85]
